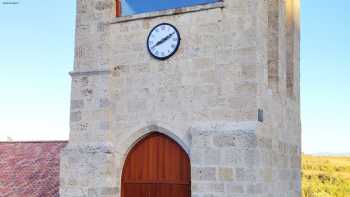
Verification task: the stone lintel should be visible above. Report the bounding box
[190,121,258,133]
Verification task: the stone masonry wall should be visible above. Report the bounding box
[60,0,301,196]
[255,0,301,196]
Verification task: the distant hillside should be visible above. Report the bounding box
[311,153,350,157]
[302,155,350,197]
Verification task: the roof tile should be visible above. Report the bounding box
[0,141,67,197]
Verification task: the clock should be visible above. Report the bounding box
[147,23,181,60]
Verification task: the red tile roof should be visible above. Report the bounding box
[0,141,67,197]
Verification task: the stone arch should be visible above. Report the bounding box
[118,125,190,171]
[115,125,191,196]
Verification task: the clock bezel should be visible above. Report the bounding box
[146,23,181,61]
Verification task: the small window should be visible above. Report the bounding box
[116,0,219,16]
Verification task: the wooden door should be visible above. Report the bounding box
[122,132,190,197]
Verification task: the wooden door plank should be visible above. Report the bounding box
[122,132,190,197]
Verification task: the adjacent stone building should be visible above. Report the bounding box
[60,0,301,196]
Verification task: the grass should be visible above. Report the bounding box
[302,155,350,197]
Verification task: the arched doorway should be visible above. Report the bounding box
[121,132,190,197]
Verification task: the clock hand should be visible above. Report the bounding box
[163,32,175,42]
[151,40,163,50]
[151,32,175,50]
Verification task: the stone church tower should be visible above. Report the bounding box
[60,0,301,196]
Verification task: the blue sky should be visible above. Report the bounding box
[121,0,217,16]
[0,0,349,154]
[0,0,75,141]
[301,0,350,153]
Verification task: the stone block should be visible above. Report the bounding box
[243,149,259,167]
[192,183,224,193]
[192,167,216,181]
[60,186,88,197]
[257,136,272,149]
[246,183,263,194]
[235,131,257,149]
[70,111,82,122]
[202,147,221,165]
[213,134,236,147]
[88,187,118,197]
[99,98,110,108]
[191,131,212,148]
[236,168,256,181]
[190,148,203,165]
[71,100,84,110]
[225,183,244,194]
[218,167,234,181]
[99,121,110,131]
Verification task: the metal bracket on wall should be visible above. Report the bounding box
[258,109,264,122]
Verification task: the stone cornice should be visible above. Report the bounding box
[69,69,111,77]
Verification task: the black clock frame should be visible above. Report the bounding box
[146,23,181,61]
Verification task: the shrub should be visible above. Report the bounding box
[302,155,350,197]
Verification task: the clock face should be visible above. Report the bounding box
[147,23,180,60]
